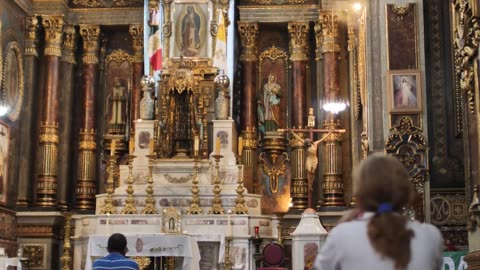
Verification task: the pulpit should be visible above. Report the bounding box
[156,58,217,159]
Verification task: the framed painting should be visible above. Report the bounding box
[171,0,212,58]
[0,121,9,205]
[387,70,422,112]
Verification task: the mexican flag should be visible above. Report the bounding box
[213,11,227,72]
[148,5,163,72]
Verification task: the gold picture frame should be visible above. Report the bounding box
[162,206,182,233]
[387,69,422,113]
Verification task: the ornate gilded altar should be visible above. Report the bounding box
[155,58,217,159]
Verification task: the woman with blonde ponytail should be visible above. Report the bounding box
[313,154,443,270]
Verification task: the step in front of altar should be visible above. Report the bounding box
[73,214,275,239]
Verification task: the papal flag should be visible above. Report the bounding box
[148,5,163,72]
[213,11,227,72]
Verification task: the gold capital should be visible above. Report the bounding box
[26,16,38,42]
[238,22,259,62]
[129,24,144,63]
[288,22,309,61]
[24,16,38,59]
[42,16,64,57]
[318,12,340,53]
[62,24,77,64]
[79,25,100,64]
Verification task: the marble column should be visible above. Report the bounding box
[17,16,39,208]
[75,25,100,211]
[35,16,64,208]
[238,22,258,194]
[57,24,77,210]
[129,24,144,132]
[318,11,345,208]
[288,22,309,211]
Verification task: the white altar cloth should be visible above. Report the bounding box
[85,234,200,270]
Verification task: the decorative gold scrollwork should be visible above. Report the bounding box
[392,4,412,20]
[72,0,143,8]
[259,152,289,194]
[385,116,428,192]
[453,0,480,114]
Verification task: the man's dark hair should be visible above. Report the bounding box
[107,233,127,254]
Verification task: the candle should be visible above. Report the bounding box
[110,140,116,156]
[238,137,243,157]
[149,138,154,155]
[194,135,199,156]
[215,137,221,156]
[129,138,134,155]
[254,226,259,238]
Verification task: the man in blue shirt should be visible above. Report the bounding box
[93,233,139,270]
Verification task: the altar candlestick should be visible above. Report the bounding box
[110,140,116,156]
[227,214,232,237]
[149,138,154,155]
[194,135,199,156]
[215,137,221,156]
[129,139,134,155]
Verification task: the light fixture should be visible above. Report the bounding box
[321,97,349,114]
[353,2,363,12]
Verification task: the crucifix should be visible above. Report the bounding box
[278,108,346,209]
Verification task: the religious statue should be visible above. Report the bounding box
[258,73,282,134]
[181,5,201,57]
[159,69,201,158]
[290,130,330,201]
[108,77,127,133]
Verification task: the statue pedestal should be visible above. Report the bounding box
[133,119,155,167]
[292,209,327,270]
[211,119,238,166]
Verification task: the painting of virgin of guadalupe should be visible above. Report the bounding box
[0,121,9,205]
[173,2,210,57]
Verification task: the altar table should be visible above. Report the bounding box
[85,234,200,270]
[0,257,21,270]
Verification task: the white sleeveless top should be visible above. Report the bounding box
[313,212,443,270]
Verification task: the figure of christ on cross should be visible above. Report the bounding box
[278,125,346,208]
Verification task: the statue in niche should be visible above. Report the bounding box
[181,5,201,57]
[258,73,282,134]
[159,69,200,158]
[107,77,127,133]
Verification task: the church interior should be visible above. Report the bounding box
[0,0,480,269]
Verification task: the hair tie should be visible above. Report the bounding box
[376,202,393,214]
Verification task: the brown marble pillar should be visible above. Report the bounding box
[288,22,309,211]
[35,16,64,208]
[129,24,144,130]
[17,16,39,208]
[75,25,100,211]
[238,22,258,194]
[57,24,77,210]
[318,11,345,208]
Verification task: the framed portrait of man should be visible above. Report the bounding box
[171,0,212,58]
[0,121,9,205]
[387,70,422,112]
